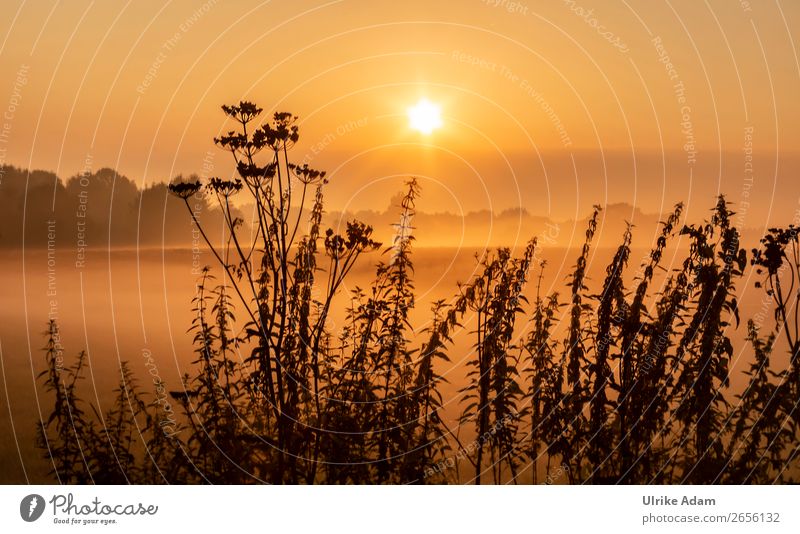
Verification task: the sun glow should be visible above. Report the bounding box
[407,99,442,135]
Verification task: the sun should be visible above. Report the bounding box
[407,99,442,135]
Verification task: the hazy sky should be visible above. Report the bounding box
[1,0,799,221]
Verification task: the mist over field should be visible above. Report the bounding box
[2,0,800,488]
[0,164,787,250]
[0,177,794,482]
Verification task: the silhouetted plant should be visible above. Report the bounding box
[34,103,800,484]
[458,239,535,483]
[616,202,683,481]
[553,205,600,482]
[722,321,795,483]
[752,225,800,400]
[521,261,563,483]
[670,197,746,483]
[36,321,94,484]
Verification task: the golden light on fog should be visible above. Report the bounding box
[407,99,442,135]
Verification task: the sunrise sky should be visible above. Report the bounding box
[1,0,799,221]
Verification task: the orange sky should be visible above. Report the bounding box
[1,0,799,221]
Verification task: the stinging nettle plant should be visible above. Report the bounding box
[34,102,800,484]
